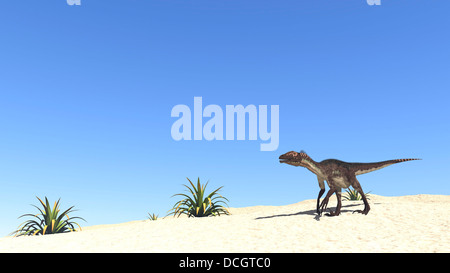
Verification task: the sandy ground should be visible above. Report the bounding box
[0,194,449,253]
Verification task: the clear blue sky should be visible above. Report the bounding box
[1,0,449,236]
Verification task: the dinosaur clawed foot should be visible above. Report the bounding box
[352,209,369,215]
[325,211,340,217]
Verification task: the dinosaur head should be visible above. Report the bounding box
[279,150,312,167]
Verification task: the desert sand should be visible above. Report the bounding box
[0,194,448,253]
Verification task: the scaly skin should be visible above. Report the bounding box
[279,151,420,216]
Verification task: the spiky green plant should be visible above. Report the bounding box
[11,196,86,237]
[147,213,159,221]
[343,188,371,201]
[167,177,230,217]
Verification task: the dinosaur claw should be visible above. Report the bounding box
[353,210,369,215]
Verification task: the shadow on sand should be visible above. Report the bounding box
[254,203,362,221]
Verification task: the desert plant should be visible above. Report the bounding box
[343,188,371,201]
[11,196,86,237]
[147,213,159,221]
[167,177,230,217]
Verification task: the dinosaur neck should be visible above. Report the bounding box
[303,158,323,176]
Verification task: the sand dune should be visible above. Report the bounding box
[1,194,448,253]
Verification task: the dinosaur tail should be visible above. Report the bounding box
[353,158,421,176]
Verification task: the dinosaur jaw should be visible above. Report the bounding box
[279,153,325,177]
[279,152,299,165]
[279,159,303,167]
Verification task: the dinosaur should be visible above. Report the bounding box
[279,151,420,216]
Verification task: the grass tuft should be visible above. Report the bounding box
[167,177,230,217]
[343,188,371,201]
[11,196,86,237]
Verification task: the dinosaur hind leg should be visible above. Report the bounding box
[316,177,326,215]
[351,177,370,215]
[319,188,336,216]
[316,188,325,215]
[326,188,342,217]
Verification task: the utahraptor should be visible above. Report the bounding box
[279,151,420,216]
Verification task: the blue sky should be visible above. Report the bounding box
[0,0,449,236]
